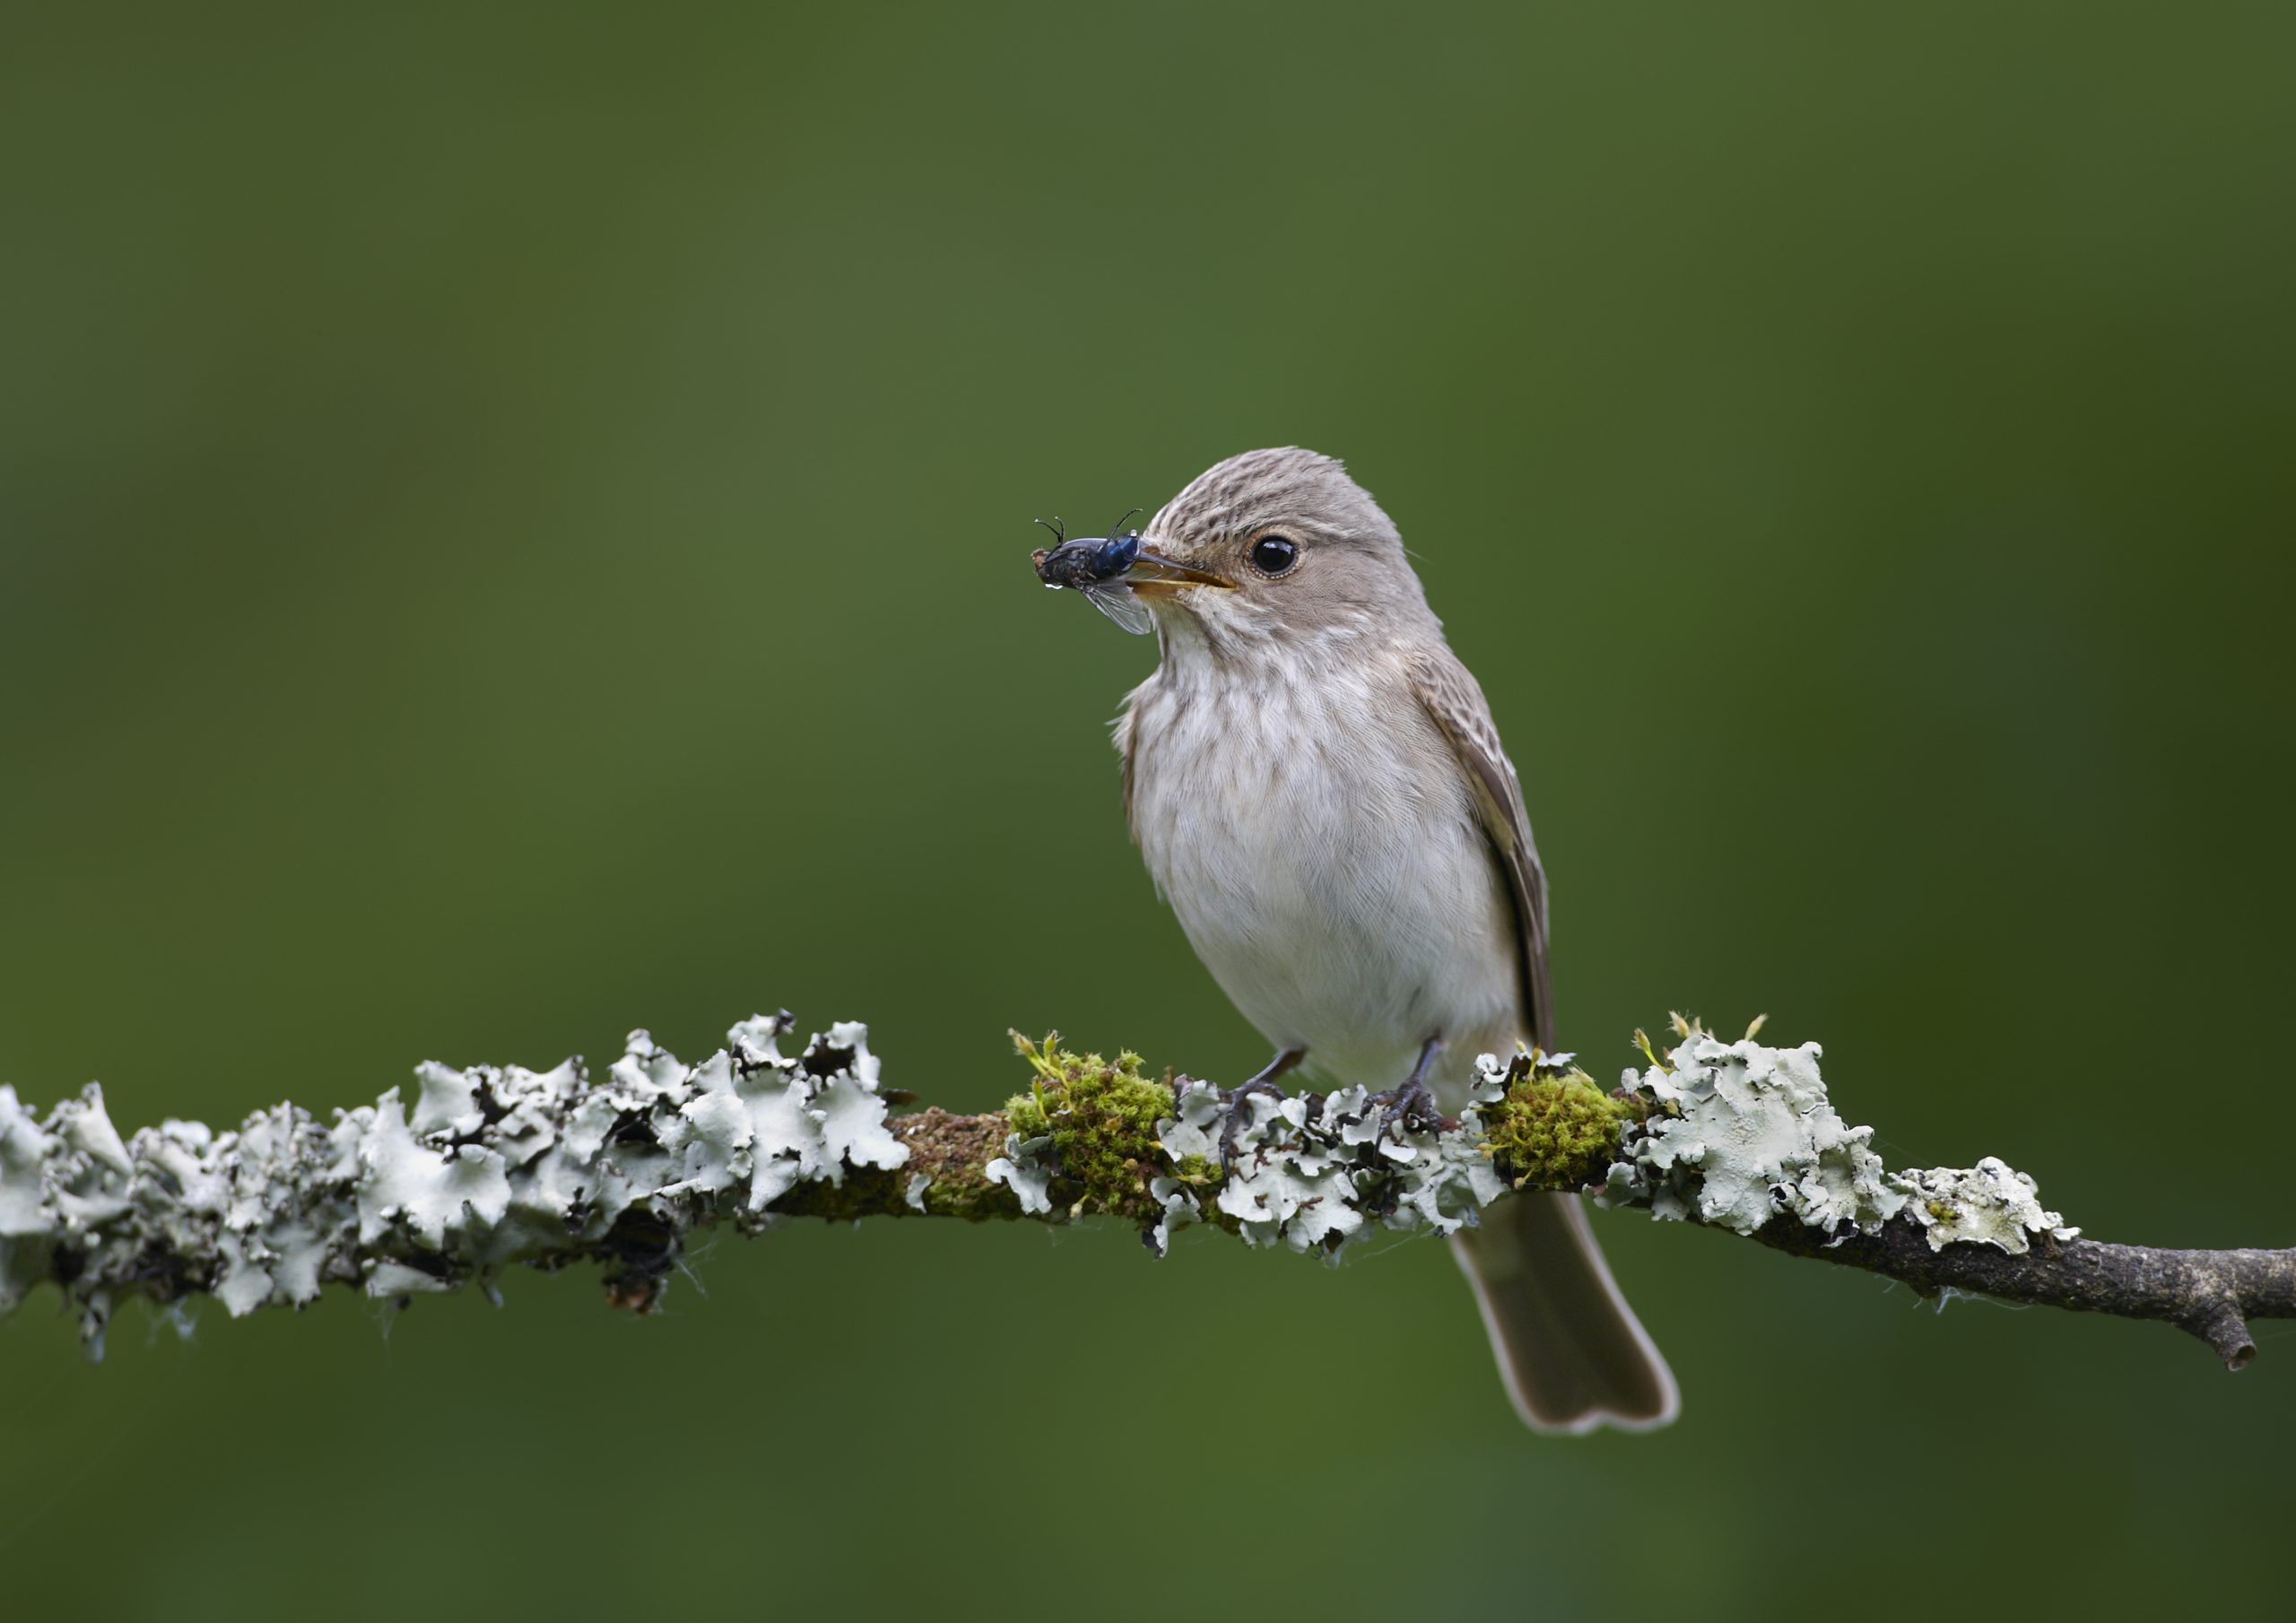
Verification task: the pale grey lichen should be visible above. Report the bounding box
[1898,1158,2078,1254]
[0,1013,905,1358]
[653,1018,904,1213]
[1596,1030,2077,1253]
[1144,1175,1195,1259]
[1151,1070,1510,1256]
[985,1133,1057,1215]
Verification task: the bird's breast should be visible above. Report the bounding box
[1122,651,1523,1099]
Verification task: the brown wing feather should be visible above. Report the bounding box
[1409,650,1555,1053]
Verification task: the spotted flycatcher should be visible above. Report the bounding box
[1042,446,1676,1432]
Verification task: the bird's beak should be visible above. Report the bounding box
[1121,548,1234,599]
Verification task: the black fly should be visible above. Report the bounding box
[1031,509,1152,635]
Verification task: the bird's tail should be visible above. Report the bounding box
[1449,1192,1679,1433]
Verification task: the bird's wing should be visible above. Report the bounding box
[1410,648,1555,1053]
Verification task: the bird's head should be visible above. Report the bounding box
[1035,447,1435,655]
[1135,447,1431,650]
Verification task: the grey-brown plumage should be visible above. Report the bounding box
[1097,446,1676,1433]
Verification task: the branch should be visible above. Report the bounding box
[2,1011,2288,1370]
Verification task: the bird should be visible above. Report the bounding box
[1049,446,1677,1433]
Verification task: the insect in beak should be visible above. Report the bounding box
[1031,511,1232,636]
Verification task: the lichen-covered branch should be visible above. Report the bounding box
[3,1011,2290,1370]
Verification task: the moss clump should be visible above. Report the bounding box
[1004,1032,1181,1223]
[1483,1063,1644,1192]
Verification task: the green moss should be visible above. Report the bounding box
[1483,1065,1644,1192]
[1002,1081,1051,1140]
[1004,1032,1187,1223]
[1168,1153,1223,1191]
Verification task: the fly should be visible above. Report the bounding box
[1031,510,1152,636]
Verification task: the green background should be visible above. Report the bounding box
[4,4,2292,1617]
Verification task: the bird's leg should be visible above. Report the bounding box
[1371,1035,1446,1139]
[1219,1046,1306,1169]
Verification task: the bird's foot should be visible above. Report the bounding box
[1368,1078,1442,1141]
[1217,1080,1288,1171]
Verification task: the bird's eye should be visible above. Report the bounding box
[1250,534,1299,576]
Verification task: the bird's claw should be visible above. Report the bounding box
[1370,1079,1440,1140]
[1216,1080,1287,1172]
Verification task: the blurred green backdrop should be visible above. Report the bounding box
[4,3,2292,1617]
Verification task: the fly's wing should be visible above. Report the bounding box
[1409,648,1555,1053]
[1078,582,1153,636]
